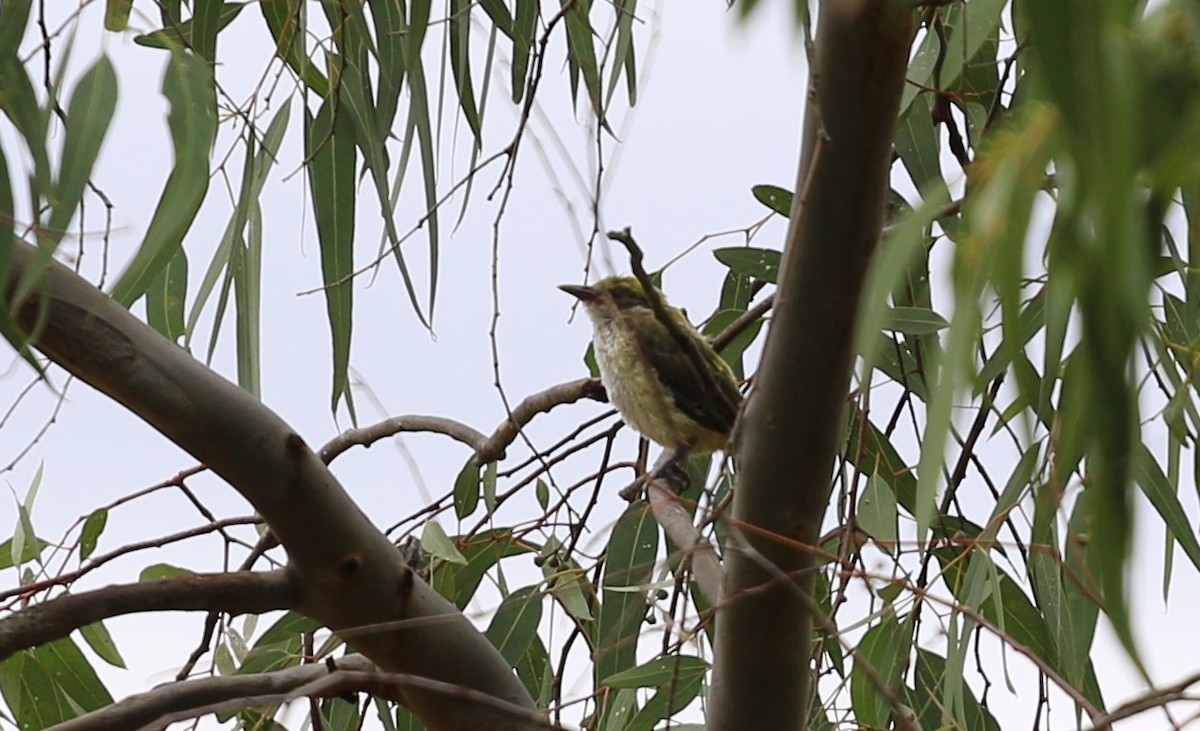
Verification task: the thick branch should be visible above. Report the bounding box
[709,2,914,729]
[3,242,537,730]
[0,571,298,661]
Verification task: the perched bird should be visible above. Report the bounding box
[559,276,742,456]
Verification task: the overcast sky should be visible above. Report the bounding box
[2,2,1199,729]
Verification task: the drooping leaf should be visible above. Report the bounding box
[259,0,329,95]
[596,501,659,689]
[110,50,216,307]
[79,622,125,669]
[453,456,480,519]
[849,612,912,729]
[304,98,357,416]
[46,55,118,245]
[0,637,113,729]
[78,509,107,561]
[145,247,189,344]
[421,521,467,565]
[134,2,246,51]
[485,586,543,667]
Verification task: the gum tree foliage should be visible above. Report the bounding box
[1,0,1200,729]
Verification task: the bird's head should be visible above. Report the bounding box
[558,276,653,322]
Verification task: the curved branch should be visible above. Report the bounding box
[0,570,299,661]
[476,377,605,463]
[317,378,605,468]
[3,241,538,729]
[48,654,377,731]
[319,415,488,463]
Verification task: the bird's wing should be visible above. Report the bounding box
[629,310,742,435]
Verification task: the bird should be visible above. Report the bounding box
[559,275,743,459]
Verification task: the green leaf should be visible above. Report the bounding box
[482,460,497,515]
[477,0,514,38]
[0,148,39,374]
[0,0,31,57]
[900,0,1008,116]
[259,0,329,95]
[0,535,45,570]
[511,0,536,102]
[1136,445,1200,574]
[406,61,439,324]
[895,93,942,191]
[12,54,117,306]
[561,0,604,120]
[242,611,320,675]
[139,563,193,581]
[713,246,780,283]
[453,456,480,519]
[110,50,216,306]
[368,0,406,129]
[907,649,1000,731]
[190,0,226,61]
[934,544,1058,675]
[0,637,112,728]
[704,308,762,380]
[104,0,133,31]
[184,97,290,351]
[624,656,707,731]
[856,473,898,551]
[882,306,950,335]
[849,613,912,729]
[0,57,51,204]
[855,186,948,394]
[547,566,594,622]
[485,586,543,667]
[145,247,189,343]
[448,0,482,142]
[751,184,793,217]
[515,636,552,704]
[46,55,118,244]
[603,654,708,688]
[304,98,357,415]
[79,622,125,669]
[596,502,659,689]
[78,509,107,561]
[605,0,638,107]
[845,407,917,513]
[12,467,40,574]
[232,214,261,396]
[431,529,533,609]
[421,521,468,565]
[133,2,246,51]
[535,478,549,510]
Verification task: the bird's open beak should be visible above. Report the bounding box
[558,284,599,302]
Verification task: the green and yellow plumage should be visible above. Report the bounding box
[559,276,742,453]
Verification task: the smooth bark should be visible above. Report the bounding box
[709,2,914,728]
